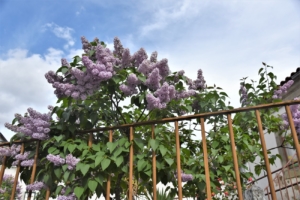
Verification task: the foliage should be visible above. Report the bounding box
[2,37,297,200]
[0,174,22,200]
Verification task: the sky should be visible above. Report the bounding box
[0,0,299,140]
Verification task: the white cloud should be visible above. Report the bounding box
[42,23,75,49]
[76,6,85,16]
[0,48,74,140]
[139,0,206,36]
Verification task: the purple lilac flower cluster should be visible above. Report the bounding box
[188,69,206,90]
[273,80,294,99]
[13,151,35,167]
[239,85,248,105]
[46,154,79,170]
[57,187,76,200]
[5,107,52,140]
[26,181,46,191]
[0,144,20,157]
[175,170,193,182]
[0,174,22,199]
[66,154,80,170]
[45,37,117,101]
[45,37,204,110]
[46,154,65,166]
[281,98,300,140]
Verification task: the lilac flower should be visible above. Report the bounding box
[181,173,194,182]
[0,144,21,157]
[0,147,12,156]
[113,37,124,58]
[281,98,300,140]
[66,154,80,170]
[145,68,161,90]
[146,94,164,110]
[15,152,30,161]
[5,107,51,140]
[26,182,46,191]
[154,82,171,103]
[273,80,294,99]
[131,48,148,67]
[46,154,65,166]
[58,187,76,200]
[57,194,76,200]
[121,48,131,68]
[21,159,35,167]
[119,84,137,96]
[174,170,193,182]
[150,51,157,63]
[1,174,22,199]
[188,69,206,90]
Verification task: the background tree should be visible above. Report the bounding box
[2,37,298,199]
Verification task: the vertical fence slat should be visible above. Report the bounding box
[285,105,300,162]
[200,118,212,200]
[266,187,270,200]
[151,125,157,200]
[0,156,7,186]
[255,110,277,200]
[88,132,93,147]
[106,130,113,200]
[10,143,25,200]
[45,187,50,200]
[175,121,183,200]
[129,126,134,200]
[227,114,243,200]
[276,173,284,199]
[27,140,41,200]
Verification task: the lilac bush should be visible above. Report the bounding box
[2,36,297,200]
[0,174,22,199]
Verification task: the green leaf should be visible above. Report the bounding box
[55,185,63,196]
[159,145,167,156]
[211,141,219,149]
[164,158,174,166]
[149,139,159,151]
[48,147,58,154]
[223,165,231,172]
[54,135,64,142]
[137,159,147,171]
[107,142,118,154]
[138,74,146,82]
[95,154,104,167]
[63,171,70,182]
[89,50,95,57]
[101,158,111,170]
[134,138,144,150]
[90,112,98,124]
[95,175,104,186]
[113,147,124,158]
[54,168,62,179]
[258,67,264,75]
[115,156,123,167]
[68,124,76,133]
[74,186,84,199]
[218,156,224,163]
[68,144,76,153]
[88,180,98,192]
[81,164,90,176]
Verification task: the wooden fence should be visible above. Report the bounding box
[1,100,300,200]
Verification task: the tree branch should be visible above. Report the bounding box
[110,95,127,124]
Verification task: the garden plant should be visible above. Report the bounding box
[0,36,299,200]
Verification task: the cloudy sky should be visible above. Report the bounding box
[0,0,299,140]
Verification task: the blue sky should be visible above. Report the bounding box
[0,0,300,139]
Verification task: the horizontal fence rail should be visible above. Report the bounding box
[1,100,300,200]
